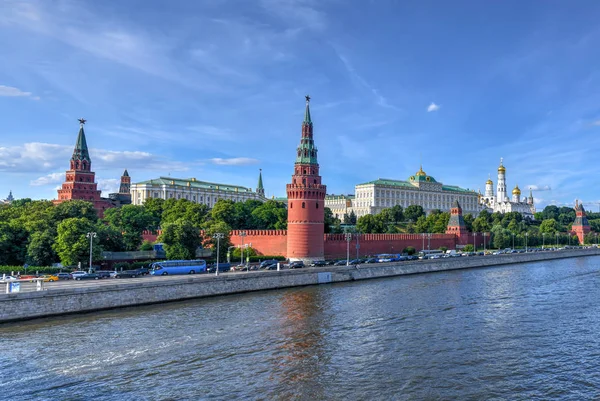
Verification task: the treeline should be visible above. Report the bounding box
[0,198,288,266]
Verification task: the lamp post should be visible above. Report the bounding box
[525,232,529,253]
[512,233,515,251]
[86,232,96,273]
[355,232,361,260]
[427,233,431,251]
[483,232,487,253]
[473,232,477,251]
[345,232,352,266]
[556,232,559,248]
[542,233,546,249]
[596,233,598,247]
[422,233,425,251]
[239,231,246,267]
[227,246,236,264]
[213,233,224,276]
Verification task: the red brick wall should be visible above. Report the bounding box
[230,230,288,257]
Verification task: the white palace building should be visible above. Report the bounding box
[479,158,535,218]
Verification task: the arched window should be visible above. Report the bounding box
[290,202,293,208]
[316,202,319,209]
[303,169,307,174]
[302,202,305,208]
[314,179,317,184]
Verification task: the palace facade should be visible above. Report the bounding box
[325,166,483,219]
[130,171,266,207]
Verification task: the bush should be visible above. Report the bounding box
[462,244,474,252]
[139,240,154,251]
[439,246,448,252]
[402,246,416,255]
[0,265,65,275]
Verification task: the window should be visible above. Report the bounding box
[316,202,319,209]
[290,202,293,208]
[302,202,305,208]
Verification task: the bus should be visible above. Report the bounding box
[376,253,403,263]
[418,250,445,259]
[150,260,207,275]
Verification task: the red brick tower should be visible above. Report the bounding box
[572,200,591,244]
[54,119,113,217]
[286,96,327,262]
[446,200,469,245]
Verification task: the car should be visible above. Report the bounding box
[233,264,247,271]
[288,261,305,269]
[325,260,337,265]
[70,271,88,279]
[40,274,59,282]
[207,263,232,273]
[56,272,73,280]
[115,270,140,278]
[364,258,378,264]
[74,273,100,280]
[134,267,150,276]
[334,260,347,266]
[96,271,113,279]
[407,255,419,261]
[264,263,279,270]
[1,275,19,281]
[349,259,361,265]
[259,259,279,269]
[310,260,327,267]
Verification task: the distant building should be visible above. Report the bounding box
[108,169,132,206]
[1,190,14,204]
[479,158,535,218]
[54,119,114,218]
[571,200,591,244]
[329,165,483,218]
[130,170,266,207]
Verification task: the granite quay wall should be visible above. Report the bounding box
[1,248,598,324]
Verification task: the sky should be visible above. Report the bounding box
[1,0,600,212]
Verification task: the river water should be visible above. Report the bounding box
[2,257,600,400]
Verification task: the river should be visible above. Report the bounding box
[2,256,600,400]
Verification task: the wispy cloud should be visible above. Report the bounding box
[334,50,400,111]
[210,157,260,166]
[260,0,327,32]
[527,184,552,192]
[0,85,39,100]
[97,178,120,195]
[427,102,440,112]
[30,172,64,186]
[590,120,600,126]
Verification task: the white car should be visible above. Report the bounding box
[0,275,18,281]
[70,271,88,279]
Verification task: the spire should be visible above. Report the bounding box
[257,168,265,197]
[71,118,91,163]
[123,169,129,177]
[6,190,14,202]
[304,95,312,124]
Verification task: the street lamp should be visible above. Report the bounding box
[556,232,559,248]
[427,233,432,251]
[86,232,96,273]
[483,232,487,253]
[227,246,236,264]
[239,231,247,267]
[525,232,529,253]
[512,233,515,251]
[596,233,598,247]
[422,233,426,251]
[345,232,352,266]
[355,232,361,260]
[473,232,477,251]
[213,233,224,276]
[542,233,546,249]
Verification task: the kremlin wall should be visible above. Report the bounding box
[54,97,592,261]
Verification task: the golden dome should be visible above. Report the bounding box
[512,184,521,195]
[415,165,427,176]
[486,179,493,185]
[498,158,506,173]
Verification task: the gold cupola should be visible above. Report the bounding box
[486,178,493,185]
[512,184,521,195]
[415,165,427,176]
[498,158,506,173]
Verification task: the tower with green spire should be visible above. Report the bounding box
[257,169,265,197]
[286,95,327,262]
[55,119,113,217]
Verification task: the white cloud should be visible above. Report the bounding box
[0,142,188,173]
[210,157,260,166]
[427,102,440,112]
[526,184,552,192]
[30,172,64,186]
[0,85,39,100]
[97,178,120,195]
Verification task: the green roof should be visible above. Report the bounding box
[357,178,476,194]
[325,194,355,199]
[134,177,253,193]
[72,125,91,162]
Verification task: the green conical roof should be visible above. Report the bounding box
[72,123,91,162]
[257,169,264,190]
[304,98,312,124]
[123,169,129,177]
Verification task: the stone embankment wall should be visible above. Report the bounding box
[1,249,598,324]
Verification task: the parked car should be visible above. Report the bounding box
[40,274,59,282]
[288,261,305,269]
[264,263,279,270]
[259,259,280,269]
[325,260,337,265]
[70,271,88,279]
[310,260,327,267]
[1,275,19,281]
[115,270,140,278]
[56,272,73,280]
[134,267,150,276]
[233,264,247,271]
[334,260,347,266]
[96,271,113,279]
[364,258,378,264]
[349,259,361,265]
[207,263,232,273]
[74,273,100,280]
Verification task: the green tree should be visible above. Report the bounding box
[162,199,209,227]
[390,205,404,223]
[143,198,165,228]
[139,240,155,251]
[405,205,425,222]
[463,244,474,252]
[251,200,287,229]
[348,210,357,225]
[103,205,155,250]
[96,223,126,252]
[324,207,341,233]
[0,221,29,266]
[356,214,384,233]
[53,218,101,267]
[159,219,202,260]
[26,229,58,266]
[463,213,474,232]
[415,215,429,233]
[203,220,232,262]
[539,218,559,234]
[51,200,99,225]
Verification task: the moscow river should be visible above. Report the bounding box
[2,256,600,400]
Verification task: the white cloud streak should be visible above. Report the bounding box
[526,184,552,192]
[30,172,64,186]
[427,102,440,112]
[0,85,39,100]
[210,157,260,166]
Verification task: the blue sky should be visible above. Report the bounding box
[1,0,600,212]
